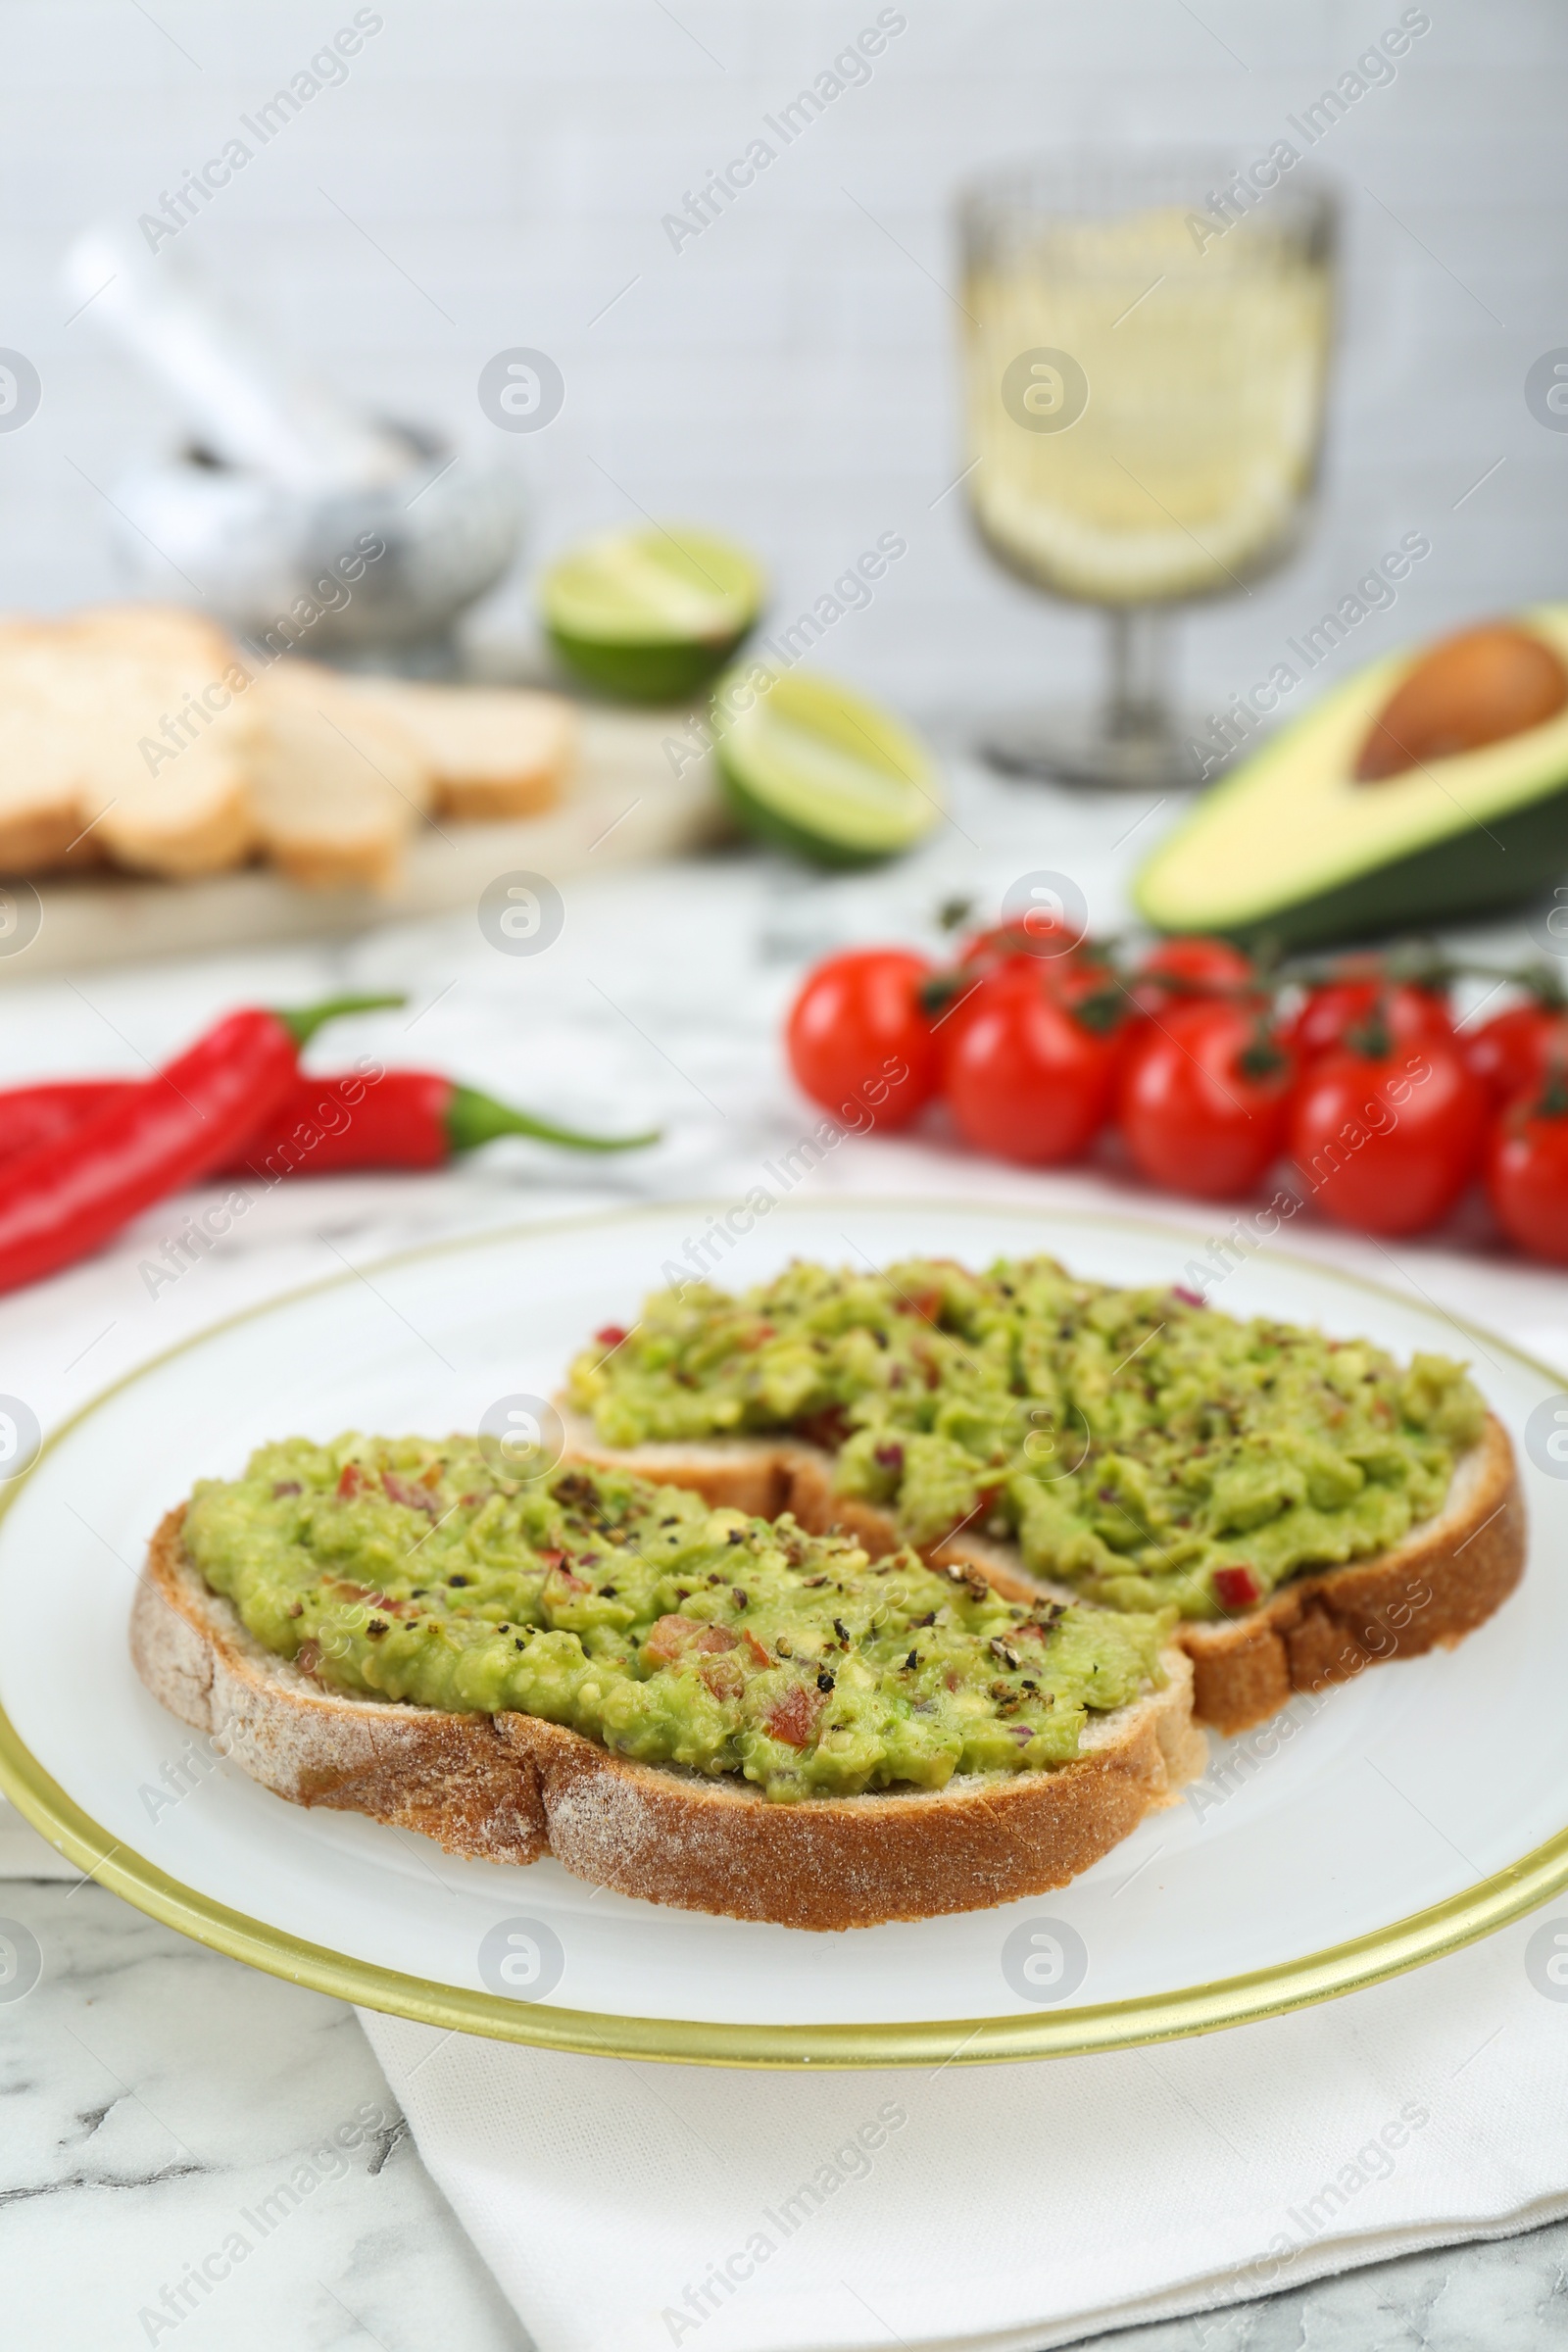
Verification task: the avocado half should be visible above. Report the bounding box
[1135,605,1568,951]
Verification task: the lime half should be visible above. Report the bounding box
[713,668,943,867]
[541,524,764,702]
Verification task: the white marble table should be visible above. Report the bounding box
[4,744,1568,2346]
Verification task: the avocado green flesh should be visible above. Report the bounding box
[713,670,941,865]
[565,1258,1486,1624]
[1136,604,1568,950]
[183,1446,1169,1801]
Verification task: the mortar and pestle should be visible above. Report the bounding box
[62,225,524,673]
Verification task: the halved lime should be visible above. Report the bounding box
[540,524,764,703]
[712,667,943,867]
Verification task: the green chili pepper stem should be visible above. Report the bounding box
[274,993,407,1049]
[445,1083,659,1155]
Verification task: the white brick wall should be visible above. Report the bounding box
[1,0,1563,721]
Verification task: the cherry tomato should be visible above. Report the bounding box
[951,918,1093,994]
[1047,949,1126,1019]
[942,929,1134,1065]
[956,881,1098,965]
[1487,1088,1568,1262]
[1118,1002,1297,1200]
[1462,1002,1568,1107]
[785,950,939,1131]
[1287,1036,1483,1236]
[942,967,1120,1165]
[1285,977,1452,1061]
[1133,936,1258,1017]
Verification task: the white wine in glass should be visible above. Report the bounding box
[958,152,1338,787]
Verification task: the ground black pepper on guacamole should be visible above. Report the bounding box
[565,1257,1488,1622]
[182,1444,1171,1800]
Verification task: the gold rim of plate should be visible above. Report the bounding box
[0,1199,1562,2070]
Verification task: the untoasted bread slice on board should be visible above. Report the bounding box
[342,677,576,820]
[64,602,239,672]
[0,609,256,877]
[244,661,434,890]
[131,1503,1203,1931]
[0,626,101,870]
[555,1412,1524,1739]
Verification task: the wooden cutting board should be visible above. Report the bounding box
[0,709,726,983]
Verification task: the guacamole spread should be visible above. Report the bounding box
[566,1257,1487,1622]
[182,1441,1170,1801]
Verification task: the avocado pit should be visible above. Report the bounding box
[1354,622,1568,782]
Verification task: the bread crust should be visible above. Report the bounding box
[130,1506,1204,1932]
[1178,1411,1523,1733]
[557,1411,1526,1740]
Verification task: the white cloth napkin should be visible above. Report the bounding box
[357,1916,1568,2352]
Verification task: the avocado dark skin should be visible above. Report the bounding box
[1210,779,1568,956]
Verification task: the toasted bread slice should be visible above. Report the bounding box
[245,662,435,890]
[131,1503,1204,1931]
[1177,1414,1522,1733]
[341,677,576,820]
[555,1412,1524,1740]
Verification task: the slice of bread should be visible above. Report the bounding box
[130,1502,1204,1931]
[340,677,576,820]
[244,662,435,890]
[0,631,102,870]
[85,728,256,879]
[59,606,259,876]
[1177,1415,1522,1733]
[64,602,240,673]
[0,609,257,877]
[555,1411,1524,1739]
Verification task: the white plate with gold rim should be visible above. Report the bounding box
[1,1200,1563,2067]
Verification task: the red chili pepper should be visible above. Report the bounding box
[216,1070,657,1178]
[0,1067,657,1180]
[1213,1564,1261,1612]
[0,1080,133,1162]
[0,994,399,1296]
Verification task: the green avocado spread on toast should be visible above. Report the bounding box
[565,1257,1487,1622]
[182,1444,1171,1801]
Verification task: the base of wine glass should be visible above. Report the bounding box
[979,706,1220,793]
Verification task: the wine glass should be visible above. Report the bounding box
[957,150,1339,788]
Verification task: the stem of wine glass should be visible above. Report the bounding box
[1104,607,1173,745]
